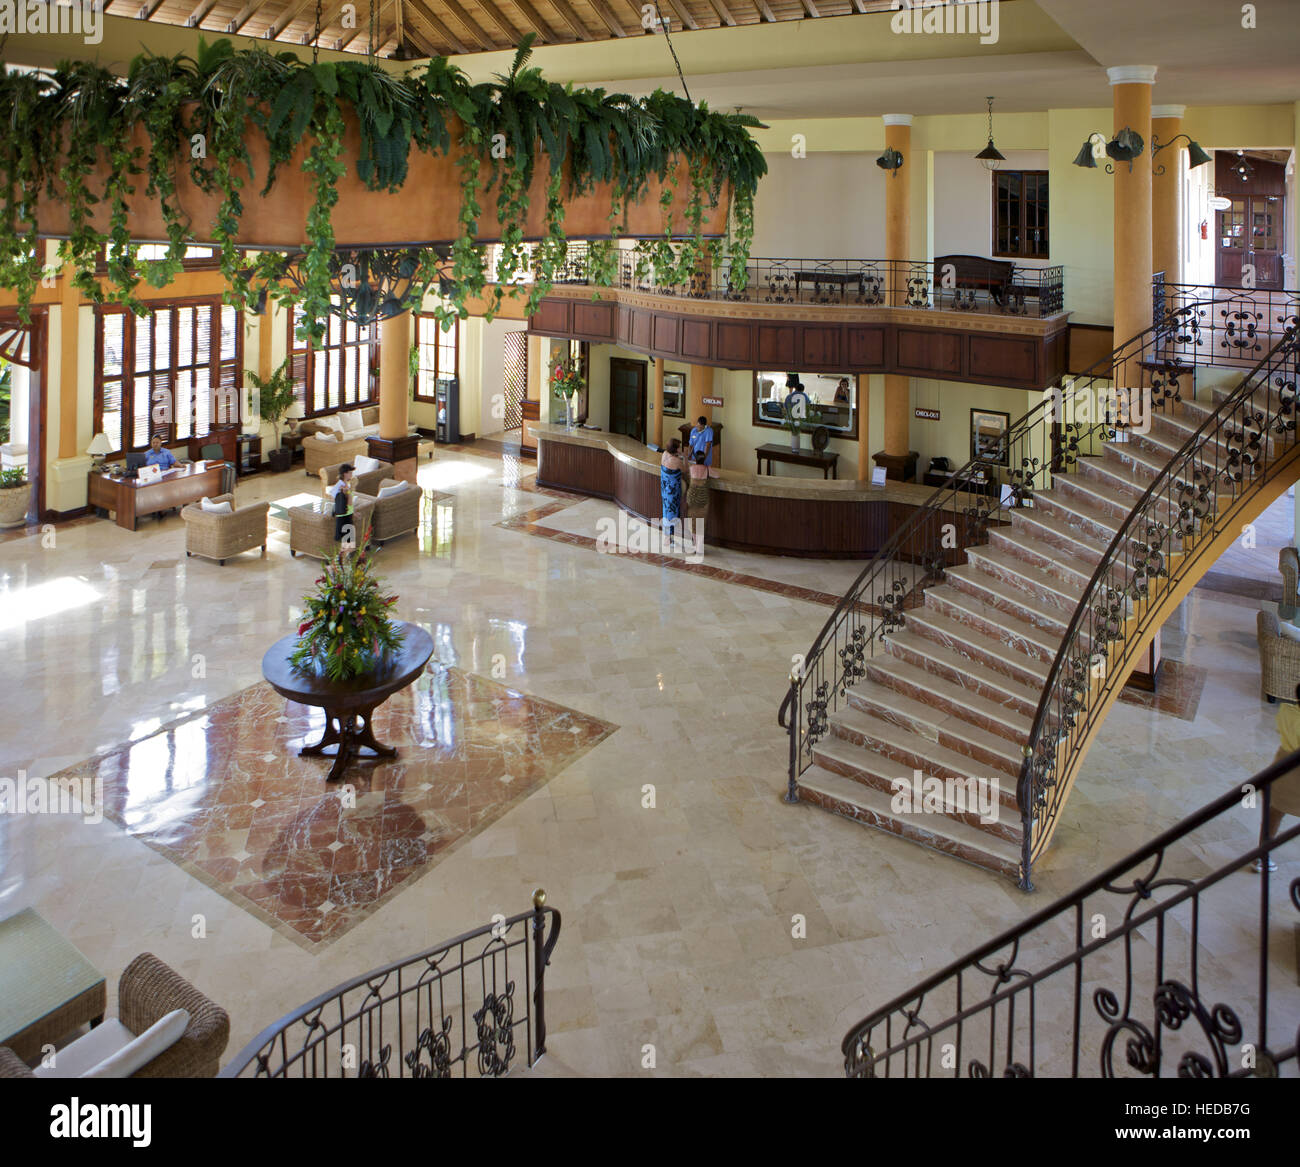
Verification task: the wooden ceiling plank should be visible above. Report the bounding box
[140,0,170,18]
[270,0,321,40]
[440,0,501,49]
[224,0,260,33]
[800,0,820,16]
[706,0,737,25]
[186,0,223,26]
[398,20,440,56]
[406,0,471,52]
[312,0,361,46]
[663,1,699,32]
[549,0,595,40]
[478,0,527,43]
[590,0,628,36]
[512,0,564,42]
[851,0,869,11]
[752,0,776,19]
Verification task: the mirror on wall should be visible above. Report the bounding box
[753,371,857,436]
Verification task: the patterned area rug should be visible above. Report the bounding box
[49,665,616,950]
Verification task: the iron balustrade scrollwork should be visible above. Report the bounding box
[779,290,1287,846]
[219,891,560,1078]
[1157,280,1299,370]
[1018,325,1300,891]
[842,754,1300,1079]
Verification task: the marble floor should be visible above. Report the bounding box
[0,448,1295,1077]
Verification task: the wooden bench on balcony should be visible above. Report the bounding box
[933,254,1038,311]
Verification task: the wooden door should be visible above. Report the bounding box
[609,357,646,443]
[1214,153,1287,289]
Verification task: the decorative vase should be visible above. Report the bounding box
[789,429,801,453]
[565,396,576,431]
[0,483,29,529]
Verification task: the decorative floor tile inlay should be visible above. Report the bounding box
[49,665,616,950]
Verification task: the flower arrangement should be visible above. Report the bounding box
[550,357,585,404]
[289,524,404,682]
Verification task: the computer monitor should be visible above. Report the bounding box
[125,452,147,471]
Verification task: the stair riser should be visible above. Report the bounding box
[944,569,1074,641]
[862,660,1029,746]
[836,695,1024,783]
[1033,495,1121,547]
[986,530,1094,592]
[963,549,1081,615]
[906,615,1048,692]
[884,638,1039,719]
[798,785,1021,880]
[1077,455,1160,501]
[924,590,1057,665]
[1008,511,1109,563]
[1055,474,1164,525]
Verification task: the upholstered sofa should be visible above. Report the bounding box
[181,493,269,564]
[0,953,229,1079]
[318,459,395,498]
[357,479,421,545]
[289,495,377,559]
[299,407,421,475]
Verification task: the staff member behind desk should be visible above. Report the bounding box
[145,433,179,470]
[688,416,714,467]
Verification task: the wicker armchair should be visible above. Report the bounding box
[1280,547,1299,609]
[182,493,269,564]
[1258,609,1300,703]
[0,952,229,1078]
[289,495,376,559]
[357,480,421,545]
[319,460,394,498]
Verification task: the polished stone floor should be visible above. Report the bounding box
[0,449,1296,1076]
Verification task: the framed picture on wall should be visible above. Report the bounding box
[971,408,1010,466]
[662,372,686,417]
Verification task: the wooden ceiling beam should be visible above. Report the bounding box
[512,0,564,42]
[590,0,628,37]
[663,1,699,32]
[706,0,737,25]
[800,0,820,16]
[224,0,260,33]
[752,0,776,20]
[186,0,222,26]
[396,19,440,57]
[406,0,470,53]
[549,0,595,40]
[269,0,321,40]
[441,0,501,49]
[139,0,169,18]
[479,0,526,44]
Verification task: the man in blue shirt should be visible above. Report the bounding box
[145,434,178,471]
[688,416,714,467]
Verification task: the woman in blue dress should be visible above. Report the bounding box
[660,439,686,542]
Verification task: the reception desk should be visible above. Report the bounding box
[535,424,1001,559]
[88,462,226,531]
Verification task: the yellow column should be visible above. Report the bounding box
[651,357,664,448]
[855,373,870,482]
[877,114,916,480]
[58,264,79,459]
[377,311,416,482]
[1151,103,1185,285]
[1109,66,1157,383]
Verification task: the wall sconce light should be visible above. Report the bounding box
[876,147,904,176]
[974,96,1005,172]
[1072,127,1146,173]
[1152,132,1212,176]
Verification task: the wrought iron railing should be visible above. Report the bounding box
[1018,326,1300,888]
[220,891,560,1078]
[1153,272,1299,369]
[489,242,1065,318]
[843,754,1300,1078]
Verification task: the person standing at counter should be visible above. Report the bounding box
[660,439,686,541]
[685,450,711,552]
[688,416,714,467]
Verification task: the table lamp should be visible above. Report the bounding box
[87,432,113,466]
[285,402,305,434]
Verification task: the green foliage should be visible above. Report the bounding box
[288,530,405,682]
[0,38,766,343]
[244,357,297,428]
[1,466,27,489]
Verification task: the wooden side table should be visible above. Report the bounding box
[236,433,263,477]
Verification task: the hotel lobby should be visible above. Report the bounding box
[1,0,1298,1097]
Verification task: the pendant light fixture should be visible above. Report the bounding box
[975,96,1005,172]
[1230,150,1255,183]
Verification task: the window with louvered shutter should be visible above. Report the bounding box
[288,300,377,417]
[414,314,458,403]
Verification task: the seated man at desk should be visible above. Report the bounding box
[145,433,180,471]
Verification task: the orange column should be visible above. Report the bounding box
[376,310,416,482]
[1110,66,1157,385]
[855,374,870,482]
[58,263,79,459]
[651,357,664,447]
[1151,103,1185,285]
[876,114,916,481]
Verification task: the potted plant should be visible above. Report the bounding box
[246,359,298,472]
[0,466,29,528]
[550,357,585,430]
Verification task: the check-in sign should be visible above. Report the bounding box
[703,396,724,407]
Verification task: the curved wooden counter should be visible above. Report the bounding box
[535,424,993,559]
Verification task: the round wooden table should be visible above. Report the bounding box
[261,622,434,782]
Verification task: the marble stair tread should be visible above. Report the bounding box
[862,654,1033,743]
[1057,467,1166,516]
[1032,491,1124,544]
[1105,441,1171,478]
[884,629,1044,715]
[986,528,1099,588]
[902,607,1051,686]
[1009,506,1111,561]
[943,563,1082,634]
[963,545,1084,611]
[830,702,1023,796]
[1079,452,1163,497]
[797,764,1022,877]
[924,582,1063,659]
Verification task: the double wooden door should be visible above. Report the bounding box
[1215,154,1286,290]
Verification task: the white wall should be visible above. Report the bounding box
[751,153,887,257]
[932,150,1051,267]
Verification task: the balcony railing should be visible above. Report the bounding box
[843,755,1300,1078]
[220,891,560,1078]
[485,243,1066,319]
[1153,272,1300,369]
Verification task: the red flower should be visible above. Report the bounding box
[298,620,314,635]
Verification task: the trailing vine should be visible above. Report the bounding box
[0,36,766,346]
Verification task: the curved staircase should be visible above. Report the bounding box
[782,298,1300,888]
